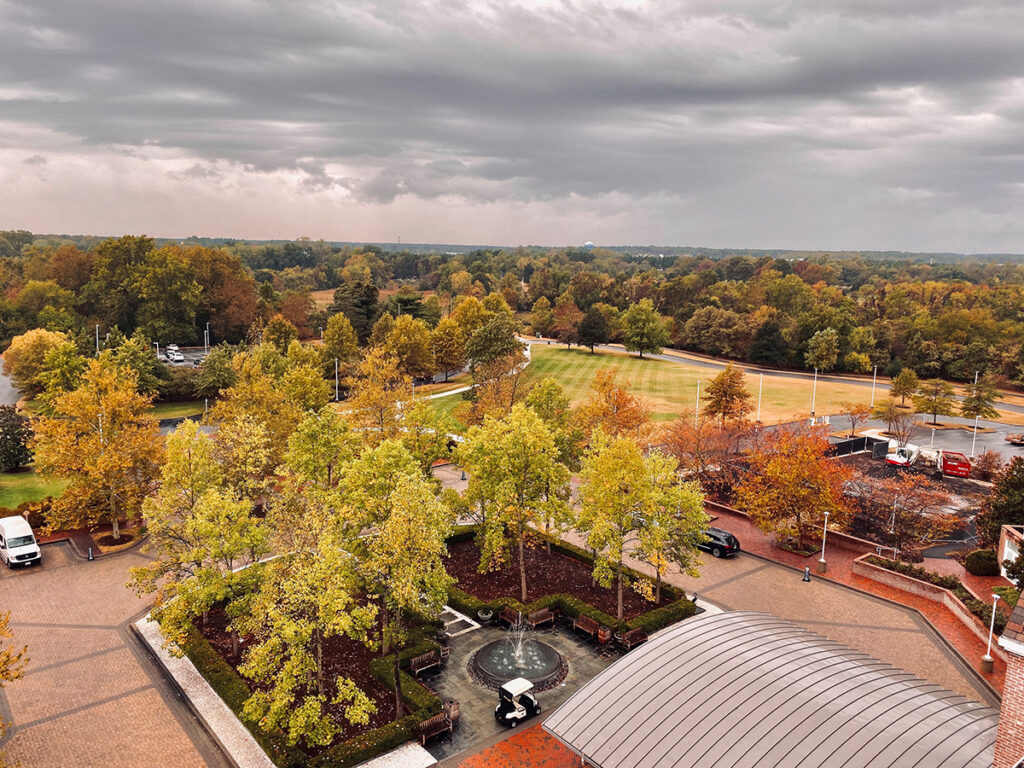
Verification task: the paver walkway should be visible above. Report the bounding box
[0,542,227,768]
[704,505,1008,696]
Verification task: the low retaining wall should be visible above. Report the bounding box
[851,554,1009,664]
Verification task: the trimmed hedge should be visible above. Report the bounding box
[864,555,1008,634]
[964,549,1000,577]
[179,625,443,768]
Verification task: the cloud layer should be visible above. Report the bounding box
[2,0,1023,251]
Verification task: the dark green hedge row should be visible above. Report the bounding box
[864,555,1008,635]
[181,628,305,767]
[180,626,443,768]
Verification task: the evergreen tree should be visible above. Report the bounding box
[578,305,611,353]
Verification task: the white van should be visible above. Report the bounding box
[0,516,41,568]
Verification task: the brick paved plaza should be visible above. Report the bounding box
[0,542,227,768]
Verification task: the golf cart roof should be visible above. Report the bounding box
[500,677,534,697]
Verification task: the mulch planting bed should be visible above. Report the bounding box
[198,607,402,754]
[446,538,670,620]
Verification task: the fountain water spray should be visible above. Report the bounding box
[506,612,528,668]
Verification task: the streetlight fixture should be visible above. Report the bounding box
[810,367,818,421]
[817,510,830,574]
[756,373,763,424]
[970,371,980,458]
[982,593,1001,673]
[870,365,877,407]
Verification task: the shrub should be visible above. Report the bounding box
[964,549,1000,577]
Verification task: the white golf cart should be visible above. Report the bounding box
[494,677,541,728]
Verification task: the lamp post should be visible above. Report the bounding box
[756,373,763,424]
[981,593,1001,673]
[810,367,818,421]
[870,365,877,407]
[970,371,980,458]
[695,380,700,426]
[95,324,100,357]
[334,358,340,401]
[817,510,829,574]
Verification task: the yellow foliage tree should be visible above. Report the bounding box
[32,355,163,540]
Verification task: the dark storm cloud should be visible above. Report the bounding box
[1,0,1023,248]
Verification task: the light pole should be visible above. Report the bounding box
[335,358,340,401]
[203,329,209,355]
[756,373,763,424]
[810,367,818,421]
[970,370,980,458]
[870,365,877,407]
[319,326,323,341]
[981,593,1001,673]
[817,510,830,574]
[95,324,100,357]
[695,380,700,426]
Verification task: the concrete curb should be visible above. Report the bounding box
[132,615,275,768]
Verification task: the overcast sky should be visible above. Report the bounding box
[2,0,1023,252]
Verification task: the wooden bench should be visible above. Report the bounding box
[527,608,554,628]
[573,614,600,639]
[621,627,647,651]
[500,606,522,626]
[416,713,453,745]
[410,650,441,677]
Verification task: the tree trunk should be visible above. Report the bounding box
[655,569,662,605]
[444,370,449,382]
[639,350,643,359]
[111,515,120,541]
[393,617,403,718]
[110,493,120,540]
[519,536,528,603]
[591,548,598,587]
[381,603,390,654]
[316,629,324,694]
[231,628,240,659]
[617,559,624,623]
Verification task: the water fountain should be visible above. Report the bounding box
[470,612,567,690]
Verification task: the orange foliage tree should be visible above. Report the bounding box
[849,472,955,557]
[735,425,851,549]
[574,368,650,442]
[662,412,750,497]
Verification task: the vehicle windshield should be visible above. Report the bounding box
[7,535,35,548]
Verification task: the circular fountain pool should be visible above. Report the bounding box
[470,638,567,690]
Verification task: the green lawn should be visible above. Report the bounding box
[430,345,891,427]
[0,466,68,510]
[151,400,206,419]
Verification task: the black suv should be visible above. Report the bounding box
[698,527,740,558]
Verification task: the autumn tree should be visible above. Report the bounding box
[431,317,466,380]
[35,337,87,411]
[263,314,299,352]
[0,406,31,472]
[386,314,435,378]
[344,347,412,442]
[890,368,919,406]
[578,305,611,352]
[736,425,850,550]
[458,404,569,602]
[322,313,360,370]
[621,299,668,358]
[450,296,490,339]
[841,401,872,437]
[0,610,28,768]
[466,314,522,368]
[193,343,239,399]
[133,246,202,343]
[33,356,163,540]
[914,379,957,425]
[702,364,753,427]
[578,431,707,621]
[873,398,916,446]
[663,412,748,496]
[960,374,999,421]
[350,443,453,714]
[3,328,69,395]
[977,457,1024,544]
[551,293,583,348]
[851,472,955,557]
[530,296,554,337]
[457,351,531,426]
[805,327,839,371]
[525,377,583,470]
[575,368,650,441]
[369,312,396,348]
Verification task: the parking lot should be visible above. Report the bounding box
[0,543,227,768]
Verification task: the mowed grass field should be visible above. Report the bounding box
[0,466,68,509]
[430,344,892,426]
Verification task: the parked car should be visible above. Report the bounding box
[494,677,541,728]
[167,350,185,363]
[0,516,41,568]
[698,527,741,558]
[166,344,179,352]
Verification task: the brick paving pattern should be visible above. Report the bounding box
[453,723,581,768]
[0,542,227,768]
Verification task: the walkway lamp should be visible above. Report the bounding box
[817,510,830,574]
[982,593,1001,673]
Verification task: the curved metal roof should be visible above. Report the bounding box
[543,611,997,768]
